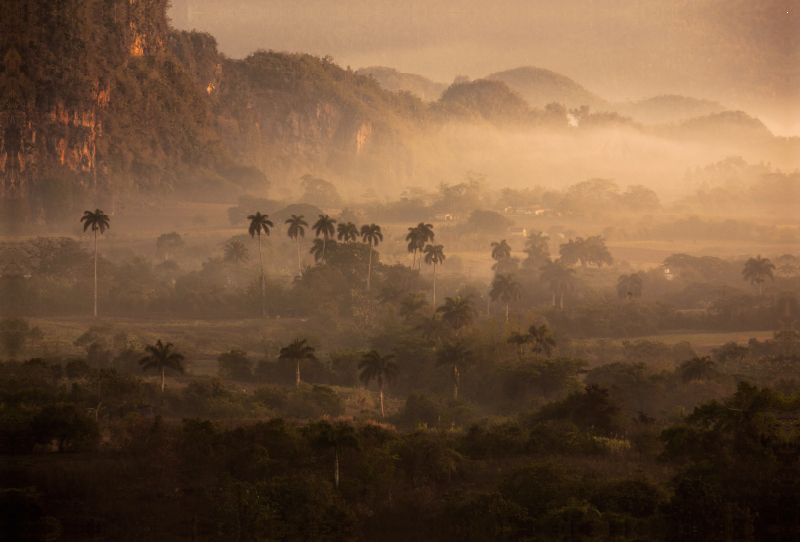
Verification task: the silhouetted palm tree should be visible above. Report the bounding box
[313,214,337,258]
[488,239,512,313]
[406,227,425,268]
[540,259,576,308]
[358,350,399,417]
[522,231,550,269]
[310,421,360,488]
[310,238,338,262]
[529,324,556,359]
[507,330,532,361]
[279,338,317,387]
[742,255,775,295]
[416,222,435,267]
[416,313,448,342]
[558,237,584,267]
[378,283,407,306]
[436,339,472,399]
[617,273,643,302]
[248,212,274,317]
[360,223,383,290]
[423,244,446,307]
[437,296,475,332]
[80,209,110,317]
[490,273,522,323]
[286,215,309,271]
[337,222,359,243]
[223,240,250,266]
[139,340,185,397]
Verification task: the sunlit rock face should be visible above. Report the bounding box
[0,0,415,230]
[0,0,171,228]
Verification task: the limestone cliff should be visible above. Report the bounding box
[0,0,423,227]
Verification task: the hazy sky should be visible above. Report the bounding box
[170,0,799,135]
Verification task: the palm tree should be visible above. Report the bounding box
[313,215,337,258]
[436,339,472,399]
[558,238,584,267]
[310,421,360,488]
[279,338,317,387]
[490,273,522,322]
[416,222,435,268]
[522,231,550,269]
[310,238,338,262]
[378,283,407,306]
[223,240,250,266]
[139,340,185,397]
[507,330,532,361]
[337,222,359,243]
[358,350,400,417]
[416,313,448,342]
[360,223,383,290]
[405,227,425,268]
[248,212,274,317]
[80,209,110,317]
[529,324,556,359]
[617,273,643,302]
[423,244,446,307]
[540,259,576,308]
[742,255,775,295]
[416,222,435,242]
[488,239,512,314]
[437,296,475,332]
[285,215,308,271]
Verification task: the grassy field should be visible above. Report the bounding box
[633,330,774,354]
[28,314,772,371]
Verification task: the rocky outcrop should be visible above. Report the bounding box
[0,0,172,226]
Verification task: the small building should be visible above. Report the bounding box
[510,227,527,237]
[434,213,453,221]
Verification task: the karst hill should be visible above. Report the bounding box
[0,0,790,228]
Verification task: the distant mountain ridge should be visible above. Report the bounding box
[1,2,790,229]
[356,67,446,102]
[486,66,610,111]
[618,95,728,125]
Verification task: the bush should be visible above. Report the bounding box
[253,384,288,410]
[396,392,442,429]
[31,403,101,452]
[218,349,254,381]
[284,385,344,419]
[65,359,92,379]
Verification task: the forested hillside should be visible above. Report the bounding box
[1,0,795,231]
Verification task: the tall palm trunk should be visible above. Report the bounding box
[378,375,384,417]
[296,359,300,387]
[93,229,98,317]
[488,260,499,314]
[334,449,339,488]
[296,236,301,271]
[258,233,266,317]
[560,290,564,309]
[367,241,373,290]
[161,366,165,394]
[432,263,437,307]
[453,364,459,399]
[322,235,327,259]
